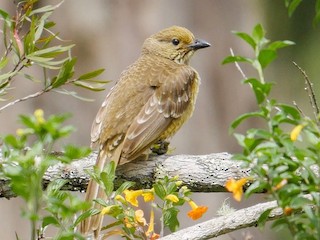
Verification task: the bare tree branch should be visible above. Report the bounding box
[160,194,313,240]
[0,152,251,198]
[160,199,282,240]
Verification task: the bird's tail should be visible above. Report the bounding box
[79,143,123,239]
[79,149,108,239]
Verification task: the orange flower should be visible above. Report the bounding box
[124,189,143,207]
[187,200,208,220]
[165,194,179,203]
[290,124,304,141]
[225,178,248,202]
[284,207,293,216]
[150,233,160,240]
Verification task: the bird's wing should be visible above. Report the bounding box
[90,88,114,149]
[120,66,196,162]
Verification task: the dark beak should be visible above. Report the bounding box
[189,39,211,50]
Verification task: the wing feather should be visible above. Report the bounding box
[120,66,195,161]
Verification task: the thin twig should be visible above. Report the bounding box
[293,101,306,117]
[293,61,320,124]
[229,48,247,79]
[0,89,47,113]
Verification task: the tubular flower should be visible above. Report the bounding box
[187,200,208,220]
[146,209,155,236]
[100,206,113,215]
[225,178,248,202]
[147,209,160,240]
[115,194,126,204]
[124,189,143,207]
[273,179,288,191]
[290,124,304,141]
[142,189,155,202]
[165,194,179,203]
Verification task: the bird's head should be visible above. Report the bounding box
[142,26,210,65]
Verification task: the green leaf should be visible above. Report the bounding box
[222,56,252,65]
[30,45,75,58]
[287,0,302,17]
[271,218,289,232]
[0,57,8,69]
[258,49,277,68]
[51,58,77,88]
[115,181,135,196]
[29,3,63,15]
[34,12,51,42]
[291,196,313,208]
[24,16,36,55]
[0,9,10,21]
[74,209,100,227]
[154,182,166,200]
[268,40,295,51]
[230,112,265,131]
[104,161,116,177]
[100,171,114,196]
[314,0,320,25]
[163,207,180,232]
[257,208,273,229]
[73,81,106,91]
[78,69,105,80]
[44,21,56,29]
[42,215,59,228]
[252,24,265,42]
[276,104,301,120]
[245,180,267,196]
[59,145,91,163]
[3,135,23,149]
[0,70,18,83]
[244,78,273,104]
[233,31,256,49]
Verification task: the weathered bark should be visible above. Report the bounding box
[0,152,250,198]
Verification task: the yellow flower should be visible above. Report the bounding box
[135,209,147,226]
[142,189,154,202]
[273,179,288,191]
[175,180,183,186]
[225,178,248,202]
[187,200,208,220]
[123,217,133,228]
[115,194,126,204]
[124,189,143,207]
[146,208,155,236]
[34,109,45,124]
[290,124,304,141]
[165,194,179,203]
[16,128,25,136]
[101,206,113,215]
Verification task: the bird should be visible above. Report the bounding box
[80,25,210,238]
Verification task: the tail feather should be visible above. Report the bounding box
[80,143,124,239]
[79,149,108,238]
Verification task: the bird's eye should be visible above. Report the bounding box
[171,38,180,46]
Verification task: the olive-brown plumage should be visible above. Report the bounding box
[80,26,210,238]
